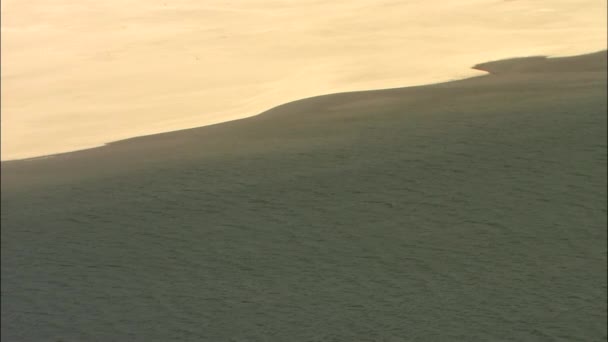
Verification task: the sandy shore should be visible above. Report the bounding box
[2,51,606,341]
[1,0,606,160]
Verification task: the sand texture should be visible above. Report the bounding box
[2,0,607,160]
[1,52,607,341]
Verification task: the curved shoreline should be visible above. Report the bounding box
[3,50,606,163]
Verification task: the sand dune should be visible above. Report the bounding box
[1,0,606,160]
[2,52,606,340]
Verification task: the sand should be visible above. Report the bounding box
[2,51,606,341]
[1,0,607,160]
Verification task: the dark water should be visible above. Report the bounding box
[2,53,607,341]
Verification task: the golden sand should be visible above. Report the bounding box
[1,0,606,160]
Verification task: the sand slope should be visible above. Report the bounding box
[2,0,607,160]
[2,52,607,341]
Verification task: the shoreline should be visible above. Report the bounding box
[1,69,486,163]
[3,0,606,162]
[3,49,605,163]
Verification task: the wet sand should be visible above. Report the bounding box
[2,0,607,160]
[1,51,607,341]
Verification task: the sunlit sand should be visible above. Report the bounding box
[1,0,606,160]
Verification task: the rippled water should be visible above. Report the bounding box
[2,53,607,341]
